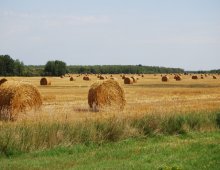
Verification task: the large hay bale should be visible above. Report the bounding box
[162,76,169,82]
[40,77,51,85]
[0,78,7,86]
[70,77,76,81]
[124,77,133,84]
[88,80,126,111]
[83,76,90,81]
[192,75,198,80]
[213,76,217,79]
[0,81,42,121]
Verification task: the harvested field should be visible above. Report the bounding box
[0,74,219,121]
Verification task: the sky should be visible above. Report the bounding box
[0,0,220,70]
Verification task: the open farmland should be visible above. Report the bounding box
[0,74,220,169]
[1,74,220,121]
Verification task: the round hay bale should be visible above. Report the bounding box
[162,76,169,82]
[192,75,198,80]
[99,75,105,80]
[40,77,51,85]
[122,75,126,79]
[174,75,182,81]
[213,76,217,79]
[88,79,126,111]
[83,76,90,81]
[0,81,42,121]
[70,77,76,81]
[124,77,133,84]
[131,76,137,83]
[0,78,7,86]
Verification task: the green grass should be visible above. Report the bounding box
[0,132,219,170]
[0,110,219,156]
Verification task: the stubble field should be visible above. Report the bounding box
[3,74,220,121]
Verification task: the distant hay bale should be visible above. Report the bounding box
[124,77,133,84]
[70,77,76,81]
[162,76,169,82]
[0,78,7,86]
[0,81,42,121]
[60,75,64,78]
[40,77,51,85]
[83,76,90,81]
[88,79,126,111]
[131,76,137,83]
[110,77,118,80]
[174,75,182,81]
[213,76,217,79]
[201,76,204,79]
[192,75,198,80]
[122,75,126,79]
[99,75,105,80]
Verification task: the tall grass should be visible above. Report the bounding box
[0,110,219,156]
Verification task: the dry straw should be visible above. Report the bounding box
[40,77,51,85]
[88,79,126,111]
[0,81,42,121]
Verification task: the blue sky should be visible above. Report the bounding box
[0,0,220,70]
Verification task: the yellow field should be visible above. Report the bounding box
[1,74,220,122]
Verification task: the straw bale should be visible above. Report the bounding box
[0,81,42,121]
[88,79,126,111]
[40,77,51,85]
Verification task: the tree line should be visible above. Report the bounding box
[67,65,184,74]
[1,54,205,77]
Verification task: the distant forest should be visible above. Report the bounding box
[0,55,218,76]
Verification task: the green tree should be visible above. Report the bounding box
[13,59,25,76]
[44,60,67,76]
[0,55,15,76]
